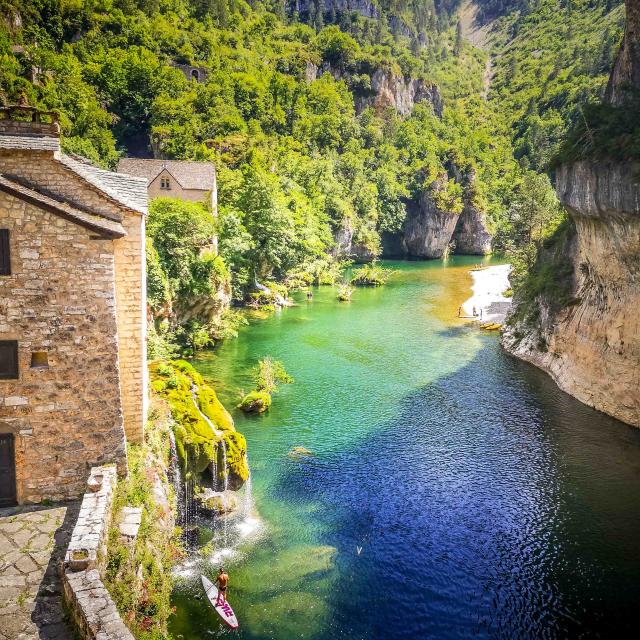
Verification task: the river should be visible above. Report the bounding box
[170,258,640,639]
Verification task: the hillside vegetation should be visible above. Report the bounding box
[0,0,627,347]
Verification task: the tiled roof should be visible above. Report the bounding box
[62,155,148,215]
[0,174,126,238]
[117,158,215,191]
[0,133,60,152]
[0,133,147,215]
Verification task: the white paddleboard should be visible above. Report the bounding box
[201,575,239,630]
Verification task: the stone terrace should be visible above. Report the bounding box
[0,503,78,639]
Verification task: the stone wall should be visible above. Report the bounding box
[0,192,128,503]
[62,466,135,640]
[113,211,147,443]
[0,147,147,445]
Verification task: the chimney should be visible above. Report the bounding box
[0,105,60,138]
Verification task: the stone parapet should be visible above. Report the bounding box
[62,466,134,640]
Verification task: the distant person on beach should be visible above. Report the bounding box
[215,567,229,606]
[473,306,477,317]
[457,306,461,317]
[307,289,313,300]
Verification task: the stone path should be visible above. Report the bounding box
[0,503,79,640]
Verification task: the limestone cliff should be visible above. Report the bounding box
[383,173,493,259]
[503,0,640,427]
[306,62,442,117]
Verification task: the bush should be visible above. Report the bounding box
[351,262,393,286]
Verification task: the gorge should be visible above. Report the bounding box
[503,0,640,427]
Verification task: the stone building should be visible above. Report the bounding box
[0,106,148,506]
[170,63,208,84]
[117,158,217,212]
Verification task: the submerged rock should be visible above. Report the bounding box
[288,446,314,459]
[196,489,238,515]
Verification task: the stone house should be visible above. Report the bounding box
[117,158,217,211]
[170,63,208,84]
[0,107,148,506]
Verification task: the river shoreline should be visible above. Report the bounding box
[461,263,512,323]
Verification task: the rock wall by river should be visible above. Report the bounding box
[383,174,493,259]
[503,1,640,427]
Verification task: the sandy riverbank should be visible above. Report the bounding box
[461,264,512,323]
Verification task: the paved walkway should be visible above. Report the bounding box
[0,503,79,640]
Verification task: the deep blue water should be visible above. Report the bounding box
[171,259,640,639]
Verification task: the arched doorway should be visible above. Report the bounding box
[0,423,17,506]
[191,69,200,82]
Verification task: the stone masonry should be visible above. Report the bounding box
[0,109,148,504]
[0,502,78,640]
[62,466,134,640]
[0,195,127,502]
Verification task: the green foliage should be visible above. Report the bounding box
[351,261,393,286]
[104,420,181,639]
[147,198,222,300]
[255,356,293,393]
[489,0,625,170]
[1,0,525,289]
[507,216,577,326]
[553,95,640,164]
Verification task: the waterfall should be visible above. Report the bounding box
[242,456,253,519]
[220,437,229,546]
[168,430,185,525]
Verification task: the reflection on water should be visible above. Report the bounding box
[170,258,640,639]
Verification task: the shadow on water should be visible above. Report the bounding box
[175,259,640,640]
[270,343,640,640]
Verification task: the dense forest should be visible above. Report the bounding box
[0,0,626,348]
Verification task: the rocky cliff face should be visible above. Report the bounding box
[383,174,493,259]
[290,0,379,20]
[503,0,640,427]
[306,62,442,116]
[503,161,640,426]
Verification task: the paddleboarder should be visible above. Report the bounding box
[215,567,229,606]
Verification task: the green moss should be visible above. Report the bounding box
[238,390,272,414]
[104,417,181,640]
[149,359,249,487]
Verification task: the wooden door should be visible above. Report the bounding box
[0,433,17,507]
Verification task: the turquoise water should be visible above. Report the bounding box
[170,258,640,639]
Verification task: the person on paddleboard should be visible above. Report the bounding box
[215,567,229,606]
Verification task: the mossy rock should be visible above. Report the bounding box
[149,359,248,488]
[238,390,272,414]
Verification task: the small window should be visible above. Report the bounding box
[0,229,10,275]
[30,351,48,369]
[160,177,171,190]
[0,340,18,379]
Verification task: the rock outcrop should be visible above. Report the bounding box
[503,1,640,427]
[306,62,442,117]
[383,174,493,259]
[353,69,442,116]
[330,216,378,262]
[452,202,493,255]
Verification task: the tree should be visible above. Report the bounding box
[454,20,463,57]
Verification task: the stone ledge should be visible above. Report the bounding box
[61,465,134,640]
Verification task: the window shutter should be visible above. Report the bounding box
[0,230,9,275]
[0,341,18,379]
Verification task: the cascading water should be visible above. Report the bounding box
[220,437,229,547]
